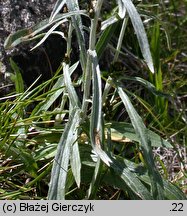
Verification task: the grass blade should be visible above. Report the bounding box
[96,22,118,59]
[33,62,79,115]
[10,59,24,94]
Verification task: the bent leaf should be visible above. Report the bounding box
[118,87,164,199]
[4,11,86,49]
[121,0,154,73]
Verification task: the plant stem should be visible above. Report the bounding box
[67,21,73,57]
[81,0,104,118]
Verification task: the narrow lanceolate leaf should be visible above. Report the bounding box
[89,50,112,166]
[66,0,87,69]
[163,181,187,200]
[31,19,67,51]
[48,108,80,200]
[136,166,187,200]
[118,87,164,199]
[49,0,66,22]
[63,62,80,108]
[121,0,154,73]
[110,157,153,199]
[87,158,103,199]
[34,62,79,115]
[4,11,86,49]
[70,141,81,187]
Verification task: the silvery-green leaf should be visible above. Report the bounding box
[122,0,154,73]
[118,87,164,199]
[49,0,66,22]
[89,50,112,166]
[31,19,67,51]
[48,108,80,200]
[116,0,126,18]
